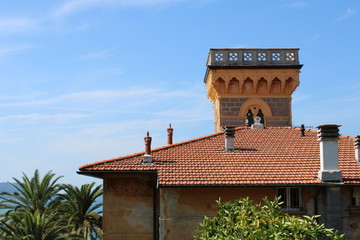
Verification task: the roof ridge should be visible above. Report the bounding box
[291,126,354,139]
[79,130,225,170]
[79,126,355,170]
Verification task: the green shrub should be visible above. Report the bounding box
[194,197,344,240]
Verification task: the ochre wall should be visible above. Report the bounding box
[101,178,360,240]
[159,187,276,240]
[103,174,156,240]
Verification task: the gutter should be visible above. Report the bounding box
[76,170,158,179]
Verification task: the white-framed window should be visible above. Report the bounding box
[277,187,301,211]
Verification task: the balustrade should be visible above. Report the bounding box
[207,48,300,66]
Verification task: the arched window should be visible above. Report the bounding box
[246,109,254,126]
[256,109,265,124]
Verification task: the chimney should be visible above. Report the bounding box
[355,135,360,163]
[317,124,342,182]
[224,126,235,151]
[167,124,173,145]
[142,131,153,164]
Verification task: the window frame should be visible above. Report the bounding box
[352,187,360,207]
[277,187,302,211]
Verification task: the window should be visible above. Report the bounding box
[277,187,301,210]
[256,109,264,124]
[246,109,254,126]
[352,187,360,207]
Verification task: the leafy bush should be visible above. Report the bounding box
[194,197,344,240]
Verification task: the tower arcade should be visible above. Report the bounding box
[204,48,302,132]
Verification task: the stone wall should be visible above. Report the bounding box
[220,98,248,116]
[220,117,245,127]
[261,97,290,116]
[341,187,360,239]
[266,117,291,127]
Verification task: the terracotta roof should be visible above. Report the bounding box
[78,127,360,186]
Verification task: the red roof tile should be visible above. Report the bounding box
[78,127,360,186]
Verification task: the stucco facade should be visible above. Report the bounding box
[101,173,360,239]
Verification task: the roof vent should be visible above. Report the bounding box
[167,124,173,145]
[317,124,342,182]
[251,116,264,129]
[355,135,360,163]
[142,131,153,164]
[224,126,235,151]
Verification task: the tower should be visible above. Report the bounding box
[204,48,302,132]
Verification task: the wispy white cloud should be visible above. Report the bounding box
[336,7,356,21]
[0,44,36,56]
[0,18,38,33]
[0,88,160,107]
[0,86,206,108]
[73,49,115,61]
[0,113,88,122]
[326,94,360,104]
[53,0,187,18]
[289,1,307,8]
[73,22,96,31]
[0,94,35,100]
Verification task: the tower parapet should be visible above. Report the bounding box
[204,48,302,132]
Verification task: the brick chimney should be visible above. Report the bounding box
[355,135,360,163]
[167,124,173,145]
[317,124,342,182]
[224,126,235,151]
[142,131,153,164]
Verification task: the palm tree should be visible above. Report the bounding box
[0,170,63,215]
[59,182,103,240]
[0,209,81,240]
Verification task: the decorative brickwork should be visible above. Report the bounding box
[204,48,301,131]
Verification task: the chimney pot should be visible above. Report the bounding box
[251,116,264,129]
[300,124,305,137]
[167,124,173,145]
[224,126,235,151]
[317,124,342,182]
[355,135,360,163]
[143,131,153,164]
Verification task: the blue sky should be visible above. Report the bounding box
[0,0,359,185]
